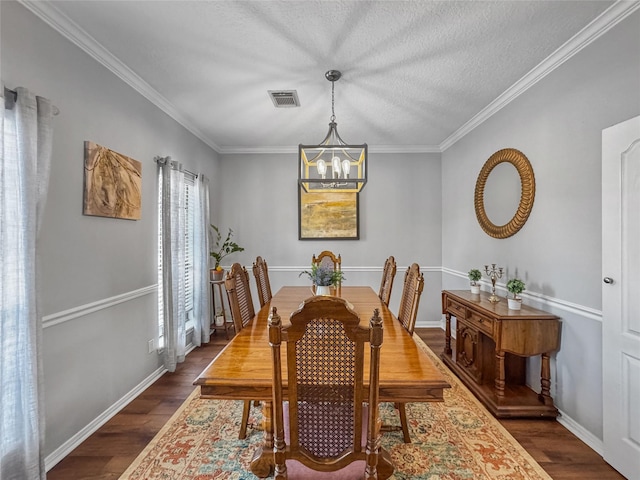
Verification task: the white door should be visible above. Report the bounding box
[602,115,640,480]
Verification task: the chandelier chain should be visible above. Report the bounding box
[298,68,367,194]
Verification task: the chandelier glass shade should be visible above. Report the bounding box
[299,70,367,193]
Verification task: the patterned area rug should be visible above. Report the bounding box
[120,338,552,479]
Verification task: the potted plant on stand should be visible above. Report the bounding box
[506,278,526,310]
[468,269,482,294]
[299,264,345,296]
[209,225,244,281]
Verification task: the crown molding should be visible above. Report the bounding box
[440,0,640,152]
[219,144,441,155]
[20,0,638,156]
[18,0,222,153]
[369,144,441,154]
[218,146,297,155]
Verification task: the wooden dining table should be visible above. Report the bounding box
[194,285,450,478]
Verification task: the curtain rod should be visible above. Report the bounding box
[154,156,198,178]
[4,87,60,116]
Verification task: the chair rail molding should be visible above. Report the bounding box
[441,267,602,322]
[265,265,441,273]
[42,285,158,329]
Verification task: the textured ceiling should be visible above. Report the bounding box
[39,1,614,152]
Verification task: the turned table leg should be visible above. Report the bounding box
[250,400,274,478]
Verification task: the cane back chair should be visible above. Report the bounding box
[268,297,391,479]
[225,262,257,439]
[389,262,424,443]
[312,251,342,288]
[312,250,341,272]
[378,256,397,307]
[252,256,273,308]
[397,263,424,336]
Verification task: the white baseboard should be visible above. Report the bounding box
[557,408,604,456]
[43,273,606,470]
[44,354,605,475]
[416,320,443,329]
[45,339,200,472]
[44,365,167,471]
[422,324,604,458]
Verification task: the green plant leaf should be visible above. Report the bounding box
[209,225,244,267]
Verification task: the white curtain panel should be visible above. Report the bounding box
[158,158,187,372]
[1,86,54,480]
[192,174,211,346]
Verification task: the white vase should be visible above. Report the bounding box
[470,284,480,294]
[507,298,522,310]
[315,285,331,296]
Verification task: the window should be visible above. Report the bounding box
[183,174,195,320]
[157,170,196,349]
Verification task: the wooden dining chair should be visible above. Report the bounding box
[378,256,397,306]
[312,250,341,272]
[389,262,424,443]
[397,263,424,336]
[312,251,342,287]
[225,262,255,333]
[268,297,391,479]
[252,256,273,308]
[225,262,257,439]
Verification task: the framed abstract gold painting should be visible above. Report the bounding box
[298,187,359,240]
[83,141,142,220]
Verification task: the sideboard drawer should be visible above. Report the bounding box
[446,298,467,319]
[468,311,494,336]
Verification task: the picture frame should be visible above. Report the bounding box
[83,141,142,220]
[298,187,359,240]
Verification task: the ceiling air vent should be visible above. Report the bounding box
[268,90,300,108]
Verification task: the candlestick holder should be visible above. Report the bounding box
[484,263,504,303]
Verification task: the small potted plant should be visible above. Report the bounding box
[209,224,244,281]
[506,278,526,310]
[299,264,345,296]
[468,269,482,294]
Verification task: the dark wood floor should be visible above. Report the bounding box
[47,328,625,480]
[416,328,625,480]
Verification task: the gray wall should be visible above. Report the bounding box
[3,0,639,468]
[441,10,640,443]
[216,151,443,324]
[2,2,220,460]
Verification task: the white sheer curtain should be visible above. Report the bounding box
[1,86,54,479]
[157,157,187,372]
[192,174,211,346]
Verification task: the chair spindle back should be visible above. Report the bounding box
[252,256,273,308]
[396,263,424,335]
[225,262,255,332]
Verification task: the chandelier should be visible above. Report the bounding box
[299,70,367,193]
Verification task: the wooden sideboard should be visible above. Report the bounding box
[441,290,560,418]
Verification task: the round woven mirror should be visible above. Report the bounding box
[474,148,535,239]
